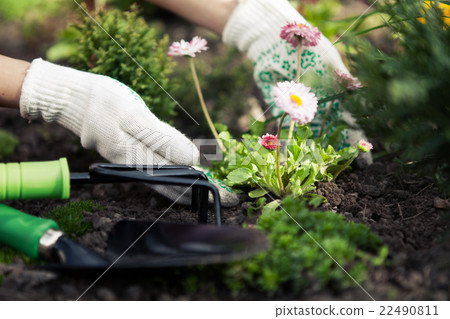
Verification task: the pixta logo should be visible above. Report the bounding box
[124,129,173,173]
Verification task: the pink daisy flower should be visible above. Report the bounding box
[258,133,278,150]
[280,22,321,48]
[273,81,318,125]
[167,36,208,58]
[335,69,363,90]
[357,140,373,152]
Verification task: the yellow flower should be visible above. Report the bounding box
[417,1,450,27]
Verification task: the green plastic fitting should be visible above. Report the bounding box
[0,158,70,200]
[0,204,59,259]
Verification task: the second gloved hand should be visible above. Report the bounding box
[223,0,372,167]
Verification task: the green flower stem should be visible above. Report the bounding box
[319,99,335,137]
[318,89,364,137]
[287,43,303,142]
[296,41,302,83]
[285,46,303,166]
[287,121,295,142]
[190,58,225,153]
[318,91,346,104]
[333,153,358,179]
[276,112,288,196]
[288,47,302,140]
[335,9,380,24]
[285,121,295,170]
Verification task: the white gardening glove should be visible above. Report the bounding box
[19,58,238,206]
[20,58,197,166]
[223,0,372,167]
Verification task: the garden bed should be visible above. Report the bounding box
[1,0,450,301]
[0,108,448,301]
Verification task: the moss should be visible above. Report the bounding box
[0,244,34,265]
[45,200,103,239]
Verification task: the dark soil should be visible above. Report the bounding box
[1,108,449,301]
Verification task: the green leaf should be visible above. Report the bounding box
[295,125,314,141]
[307,194,326,208]
[372,245,389,266]
[288,141,303,163]
[226,168,252,184]
[326,125,346,149]
[337,147,358,162]
[46,42,78,62]
[249,119,266,136]
[261,200,281,215]
[218,130,232,140]
[256,197,267,208]
[249,188,269,198]
[214,123,228,132]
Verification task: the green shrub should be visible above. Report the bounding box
[344,0,450,194]
[45,200,102,239]
[48,5,177,122]
[0,129,19,160]
[226,196,387,295]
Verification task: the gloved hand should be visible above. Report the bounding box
[223,0,372,167]
[19,58,239,206]
[20,58,198,167]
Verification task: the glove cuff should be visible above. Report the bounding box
[223,0,308,59]
[19,58,90,136]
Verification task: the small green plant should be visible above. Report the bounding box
[45,200,102,239]
[0,129,19,160]
[226,196,387,295]
[214,125,365,199]
[0,244,33,265]
[344,0,450,194]
[47,5,177,122]
[209,18,370,200]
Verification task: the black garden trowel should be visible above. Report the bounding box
[0,159,267,270]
